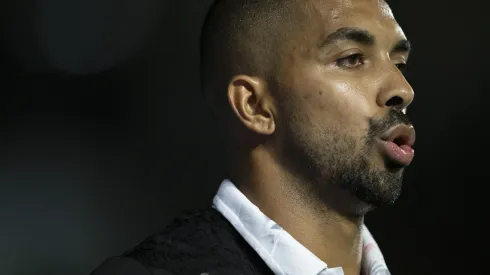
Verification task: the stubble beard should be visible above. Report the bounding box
[276,109,405,216]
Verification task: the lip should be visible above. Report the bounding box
[380,124,416,147]
[378,124,416,166]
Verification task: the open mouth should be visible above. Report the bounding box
[381,124,416,147]
[393,135,409,147]
[379,124,416,166]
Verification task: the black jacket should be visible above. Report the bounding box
[90,207,274,275]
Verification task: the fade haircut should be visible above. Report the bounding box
[199,0,299,108]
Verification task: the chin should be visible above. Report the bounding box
[373,153,408,173]
[353,170,404,208]
[383,161,407,173]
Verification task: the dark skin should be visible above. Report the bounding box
[223,0,414,274]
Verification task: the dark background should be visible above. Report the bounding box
[0,0,484,274]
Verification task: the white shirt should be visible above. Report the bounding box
[212,179,391,275]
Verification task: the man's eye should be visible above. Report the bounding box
[336,53,364,69]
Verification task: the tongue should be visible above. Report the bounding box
[398,144,414,154]
[382,141,415,166]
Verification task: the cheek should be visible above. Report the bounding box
[283,61,375,137]
[299,79,371,133]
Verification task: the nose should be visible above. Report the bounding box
[376,65,414,111]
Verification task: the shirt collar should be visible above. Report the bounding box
[212,179,390,275]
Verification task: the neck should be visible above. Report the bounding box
[230,147,365,275]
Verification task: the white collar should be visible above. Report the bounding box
[212,179,390,275]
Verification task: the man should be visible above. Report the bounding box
[91,0,415,274]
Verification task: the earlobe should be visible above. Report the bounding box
[227,75,276,135]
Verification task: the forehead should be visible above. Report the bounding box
[300,0,406,42]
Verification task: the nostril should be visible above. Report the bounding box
[386,96,403,107]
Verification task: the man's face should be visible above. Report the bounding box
[273,0,415,211]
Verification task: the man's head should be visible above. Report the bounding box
[200,0,415,215]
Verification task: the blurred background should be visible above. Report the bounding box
[0,0,485,274]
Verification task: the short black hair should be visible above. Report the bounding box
[199,0,297,104]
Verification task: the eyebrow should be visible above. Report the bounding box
[320,27,412,55]
[392,39,412,55]
[322,27,375,46]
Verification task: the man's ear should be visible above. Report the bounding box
[227,75,276,135]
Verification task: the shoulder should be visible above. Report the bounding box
[123,208,255,274]
[92,207,271,275]
[123,208,237,268]
[90,208,223,275]
[90,257,174,275]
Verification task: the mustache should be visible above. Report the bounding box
[367,109,413,139]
